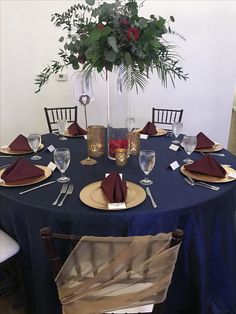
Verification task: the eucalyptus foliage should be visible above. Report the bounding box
[35,0,188,93]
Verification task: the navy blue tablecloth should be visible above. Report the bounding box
[1,133,236,314]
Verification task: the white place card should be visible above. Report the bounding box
[169,161,180,170]
[46,145,55,152]
[105,173,123,179]
[47,162,57,171]
[227,172,236,179]
[140,134,148,140]
[84,135,87,140]
[108,202,127,210]
[169,144,179,151]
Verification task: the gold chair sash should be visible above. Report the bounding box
[55,233,181,314]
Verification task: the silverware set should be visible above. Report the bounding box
[184,177,220,191]
[53,184,74,206]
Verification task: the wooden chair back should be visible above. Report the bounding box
[152,108,183,129]
[44,106,78,133]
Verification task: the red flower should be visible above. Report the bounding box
[78,55,86,64]
[127,27,140,41]
[97,23,105,30]
[109,139,128,158]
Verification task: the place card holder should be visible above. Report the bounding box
[47,162,57,172]
[168,161,180,170]
[45,145,55,152]
[108,202,126,210]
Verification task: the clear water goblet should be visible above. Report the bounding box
[182,135,197,164]
[57,119,67,141]
[54,148,71,183]
[139,150,156,185]
[172,122,183,145]
[27,134,42,160]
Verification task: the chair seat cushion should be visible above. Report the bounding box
[0,230,20,263]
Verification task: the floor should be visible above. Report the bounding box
[1,111,236,314]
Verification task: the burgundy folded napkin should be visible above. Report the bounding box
[196,132,215,150]
[185,155,226,178]
[101,171,127,203]
[1,157,44,182]
[140,121,157,135]
[67,122,87,136]
[8,134,32,151]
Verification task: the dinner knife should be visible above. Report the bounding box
[19,181,56,195]
[146,187,157,208]
[0,164,10,169]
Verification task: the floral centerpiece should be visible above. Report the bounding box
[35,0,188,93]
[35,0,188,159]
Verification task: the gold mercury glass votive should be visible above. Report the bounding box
[87,125,105,158]
[115,148,128,166]
[128,131,140,156]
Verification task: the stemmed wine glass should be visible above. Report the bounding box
[182,135,197,164]
[172,122,183,145]
[27,134,42,160]
[54,148,71,182]
[57,119,67,141]
[139,150,156,185]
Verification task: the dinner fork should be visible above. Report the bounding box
[58,184,74,206]
[184,177,220,191]
[52,184,68,205]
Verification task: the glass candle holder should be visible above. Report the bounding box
[87,125,105,158]
[115,148,128,166]
[128,132,140,156]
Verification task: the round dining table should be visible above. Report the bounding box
[0,132,236,314]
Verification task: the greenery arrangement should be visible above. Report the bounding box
[35,0,188,93]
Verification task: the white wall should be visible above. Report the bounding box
[1,0,236,147]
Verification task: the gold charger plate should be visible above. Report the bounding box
[0,143,44,155]
[79,181,146,210]
[64,130,86,138]
[0,165,52,187]
[180,165,236,183]
[133,128,167,137]
[195,143,223,153]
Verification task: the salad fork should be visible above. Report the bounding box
[52,184,68,205]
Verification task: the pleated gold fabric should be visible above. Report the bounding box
[55,233,181,314]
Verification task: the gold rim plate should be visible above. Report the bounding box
[180,164,236,183]
[133,128,167,137]
[195,144,223,153]
[80,181,146,210]
[0,143,44,155]
[64,130,86,138]
[0,165,52,187]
